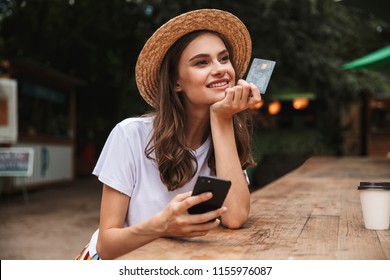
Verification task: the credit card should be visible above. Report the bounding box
[246,58,276,94]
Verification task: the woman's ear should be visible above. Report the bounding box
[175,82,183,93]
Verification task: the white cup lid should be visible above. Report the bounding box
[358,182,390,190]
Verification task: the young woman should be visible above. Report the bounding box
[77,9,261,260]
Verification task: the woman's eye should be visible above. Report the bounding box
[195,60,208,66]
[220,55,229,63]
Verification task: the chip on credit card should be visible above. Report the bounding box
[246,58,276,94]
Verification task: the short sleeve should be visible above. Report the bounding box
[92,124,135,197]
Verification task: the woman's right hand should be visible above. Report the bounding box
[153,191,227,238]
[210,79,261,120]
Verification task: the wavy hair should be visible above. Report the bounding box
[145,30,255,191]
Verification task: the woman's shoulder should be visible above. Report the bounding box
[111,116,154,142]
[117,115,154,132]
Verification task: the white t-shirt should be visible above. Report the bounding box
[88,116,214,256]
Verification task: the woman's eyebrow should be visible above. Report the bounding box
[189,53,209,62]
[188,49,228,62]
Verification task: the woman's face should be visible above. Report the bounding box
[175,32,235,111]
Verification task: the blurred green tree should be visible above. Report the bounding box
[1,0,389,154]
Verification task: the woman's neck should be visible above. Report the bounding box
[185,114,210,150]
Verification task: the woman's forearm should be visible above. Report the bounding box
[97,215,163,260]
[210,113,250,228]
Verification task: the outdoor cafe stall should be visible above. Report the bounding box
[0,59,84,192]
[343,44,390,158]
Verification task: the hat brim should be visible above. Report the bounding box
[135,9,252,108]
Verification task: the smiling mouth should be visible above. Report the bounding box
[207,81,229,88]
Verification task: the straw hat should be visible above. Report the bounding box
[135,9,252,108]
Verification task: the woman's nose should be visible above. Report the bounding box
[211,61,227,76]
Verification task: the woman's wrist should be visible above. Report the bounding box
[134,213,166,239]
[210,110,234,128]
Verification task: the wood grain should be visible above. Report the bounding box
[118,157,390,260]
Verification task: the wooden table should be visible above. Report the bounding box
[118,157,390,260]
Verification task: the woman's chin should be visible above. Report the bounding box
[211,91,227,101]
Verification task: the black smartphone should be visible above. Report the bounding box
[188,175,231,215]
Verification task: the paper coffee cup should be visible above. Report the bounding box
[358,182,390,230]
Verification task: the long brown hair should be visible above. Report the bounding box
[145,30,255,191]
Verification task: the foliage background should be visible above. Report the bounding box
[1,0,389,155]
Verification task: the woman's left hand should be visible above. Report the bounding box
[210,79,261,119]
